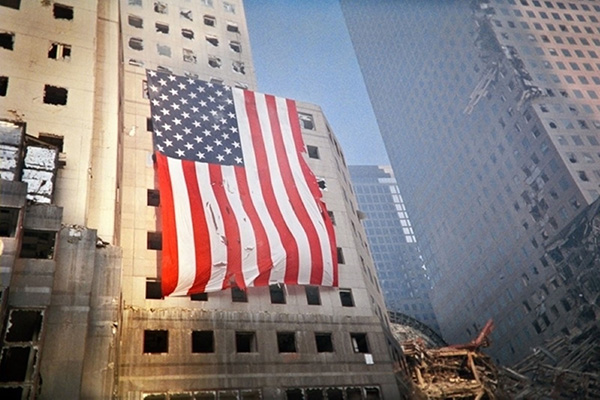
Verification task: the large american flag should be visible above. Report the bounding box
[146,70,338,296]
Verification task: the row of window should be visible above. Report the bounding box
[128,0,235,15]
[146,281,356,307]
[0,31,72,61]
[0,1,73,19]
[504,0,600,13]
[495,16,600,35]
[143,329,371,355]
[0,79,68,104]
[503,5,600,23]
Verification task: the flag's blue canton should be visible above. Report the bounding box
[147,70,244,167]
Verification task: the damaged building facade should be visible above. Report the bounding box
[1,0,402,399]
[342,0,600,364]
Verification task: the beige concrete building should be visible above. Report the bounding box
[1,0,402,398]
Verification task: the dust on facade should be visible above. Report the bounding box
[0,0,410,398]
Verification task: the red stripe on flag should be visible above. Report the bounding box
[244,91,300,281]
[181,160,212,294]
[234,167,273,286]
[209,164,243,289]
[265,95,324,284]
[156,152,179,296]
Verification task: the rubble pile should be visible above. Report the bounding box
[499,322,600,399]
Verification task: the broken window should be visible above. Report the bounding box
[181,28,194,40]
[190,292,208,301]
[204,15,216,27]
[315,333,333,352]
[226,23,239,33]
[269,284,286,304]
[0,0,20,9]
[307,145,320,159]
[223,2,235,13]
[0,76,7,96]
[128,59,144,67]
[339,288,354,307]
[145,279,162,299]
[147,189,160,206]
[208,56,221,69]
[327,211,335,225]
[155,22,169,34]
[128,15,143,28]
[144,330,168,353]
[229,41,241,53]
[0,346,31,382]
[350,333,369,353]
[128,37,143,51]
[205,35,218,47]
[5,309,43,342]
[48,42,71,60]
[147,231,162,250]
[0,207,19,237]
[53,3,73,20]
[183,48,196,64]
[317,177,327,190]
[231,286,247,302]
[235,331,256,352]
[305,286,321,305]
[157,44,171,57]
[19,229,56,259]
[43,85,68,105]
[192,331,214,353]
[232,61,245,74]
[277,332,296,353]
[0,31,15,50]
[337,247,345,264]
[180,8,192,21]
[153,1,167,14]
[298,113,315,130]
[577,170,589,181]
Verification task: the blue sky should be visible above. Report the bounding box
[244,0,390,166]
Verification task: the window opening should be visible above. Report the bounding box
[0,0,20,9]
[155,22,169,34]
[226,23,239,33]
[192,331,214,353]
[183,48,196,63]
[315,333,333,352]
[0,76,7,96]
[298,113,315,130]
[19,229,56,259]
[232,61,245,74]
[154,1,167,14]
[48,42,71,60]
[336,247,345,264]
[129,37,143,51]
[146,279,163,299]
[128,15,143,28]
[147,231,162,250]
[305,286,321,305]
[307,145,320,159]
[0,31,15,50]
[180,8,192,21]
[182,28,194,40]
[0,207,19,236]
[0,346,31,382]
[339,288,354,307]
[5,310,43,342]
[53,3,73,20]
[231,286,247,302]
[208,56,221,68]
[157,44,171,57]
[147,189,160,206]
[204,15,216,27]
[205,35,219,47]
[144,330,168,353]
[277,332,296,353]
[229,41,241,53]
[190,292,208,301]
[269,284,286,304]
[235,331,256,352]
[350,333,369,353]
[223,2,235,13]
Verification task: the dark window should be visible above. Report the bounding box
[205,35,218,46]
[154,1,167,14]
[285,389,303,400]
[146,117,153,132]
[307,145,320,159]
[182,28,194,39]
[0,347,30,382]
[0,0,21,10]
[0,207,19,236]
[277,332,296,353]
[147,189,160,206]
[19,229,56,259]
[48,42,71,60]
[204,15,216,26]
[129,37,143,51]
[146,279,162,299]
[144,330,168,353]
[53,3,73,20]
[327,211,335,225]
[231,286,247,302]
[235,331,256,352]
[326,389,343,400]
[38,133,64,152]
[269,284,286,304]
[350,333,369,353]
[190,292,208,301]
[155,22,169,34]
[305,286,321,305]
[5,310,43,342]
[43,85,68,105]
[336,247,345,264]
[147,231,162,250]
[0,31,15,50]
[226,23,239,33]
[0,76,7,96]
[128,15,143,28]
[339,289,354,307]
[315,333,333,352]
[192,330,214,353]
[365,387,381,400]
[298,113,315,130]
[229,41,241,53]
[306,389,324,400]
